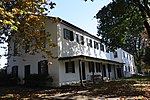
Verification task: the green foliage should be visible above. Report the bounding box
[24,74,53,87]
[0,70,20,86]
[96,0,150,68]
[96,0,144,51]
[0,0,56,58]
[143,47,150,66]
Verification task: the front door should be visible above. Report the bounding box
[82,62,86,80]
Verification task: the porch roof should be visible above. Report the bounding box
[58,55,124,65]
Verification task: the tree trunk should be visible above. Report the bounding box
[138,1,150,37]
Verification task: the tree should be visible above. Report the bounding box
[86,0,150,37]
[127,0,150,37]
[96,0,150,69]
[0,0,56,57]
[143,47,150,66]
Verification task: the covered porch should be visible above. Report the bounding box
[58,55,124,86]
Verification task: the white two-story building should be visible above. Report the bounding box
[7,17,137,87]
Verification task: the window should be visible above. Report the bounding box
[127,54,129,59]
[80,35,84,45]
[96,63,101,72]
[114,51,118,58]
[88,62,94,73]
[128,66,130,72]
[94,41,99,49]
[89,39,92,48]
[12,66,18,77]
[65,61,75,73]
[38,60,48,75]
[76,34,79,43]
[63,28,74,41]
[123,52,125,58]
[24,65,30,78]
[100,43,104,51]
[14,42,18,56]
[107,64,111,72]
[129,55,132,60]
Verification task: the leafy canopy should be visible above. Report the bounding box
[96,0,145,51]
[0,0,56,57]
[96,0,150,68]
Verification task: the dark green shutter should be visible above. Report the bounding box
[72,61,75,73]
[65,62,68,73]
[38,61,41,74]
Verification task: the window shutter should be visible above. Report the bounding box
[72,61,75,73]
[65,62,68,73]
[70,31,74,41]
[38,61,41,74]
[45,60,48,75]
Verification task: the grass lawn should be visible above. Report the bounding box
[0,75,150,99]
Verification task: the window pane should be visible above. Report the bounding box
[76,34,79,43]
[63,28,74,41]
[12,66,18,77]
[38,60,48,75]
[70,31,74,41]
[65,61,75,73]
[63,28,69,40]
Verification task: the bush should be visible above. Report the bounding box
[0,72,20,86]
[24,74,53,87]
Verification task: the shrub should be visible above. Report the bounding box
[0,72,20,86]
[24,74,53,87]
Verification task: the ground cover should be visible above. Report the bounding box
[0,75,149,99]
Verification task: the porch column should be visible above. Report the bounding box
[79,60,84,87]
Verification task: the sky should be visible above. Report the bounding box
[0,0,112,68]
[50,0,112,35]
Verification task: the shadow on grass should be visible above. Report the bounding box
[86,79,143,98]
[0,76,150,99]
